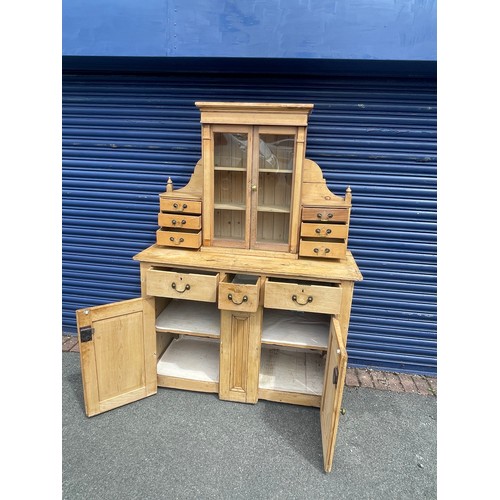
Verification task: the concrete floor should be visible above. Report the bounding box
[62,352,436,500]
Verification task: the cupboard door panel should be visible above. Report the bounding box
[76,298,156,417]
[219,308,262,403]
[320,317,348,472]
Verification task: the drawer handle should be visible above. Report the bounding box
[171,282,191,293]
[316,213,322,219]
[292,294,313,305]
[172,203,188,211]
[327,213,333,219]
[171,219,186,226]
[315,228,333,235]
[227,293,248,305]
[314,247,330,255]
[169,236,185,245]
[326,228,332,235]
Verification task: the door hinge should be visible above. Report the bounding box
[79,326,94,343]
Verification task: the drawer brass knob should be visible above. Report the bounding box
[251,185,257,192]
[326,228,332,235]
[171,282,191,293]
[314,248,319,253]
[173,203,178,209]
[315,228,321,234]
[325,248,330,253]
[171,220,177,225]
[228,293,248,305]
[317,213,322,219]
[181,220,186,225]
[327,213,333,218]
[292,294,313,305]
[169,237,185,244]
[182,203,188,209]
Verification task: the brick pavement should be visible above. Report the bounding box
[62,335,437,397]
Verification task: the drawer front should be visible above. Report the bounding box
[299,240,346,259]
[146,268,219,302]
[158,213,202,230]
[156,229,202,249]
[300,222,348,239]
[160,198,202,214]
[264,280,342,314]
[218,278,261,313]
[302,207,349,223]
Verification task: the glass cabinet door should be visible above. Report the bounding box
[213,131,249,246]
[254,132,295,249]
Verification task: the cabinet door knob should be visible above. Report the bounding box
[251,185,257,192]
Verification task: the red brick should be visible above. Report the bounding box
[356,369,374,388]
[371,370,389,390]
[345,368,360,387]
[62,337,78,352]
[413,375,433,396]
[385,372,405,393]
[398,373,418,393]
[69,341,80,353]
[427,377,437,396]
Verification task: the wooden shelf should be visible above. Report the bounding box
[214,203,246,211]
[214,166,247,172]
[261,309,329,350]
[156,300,220,338]
[157,336,220,383]
[259,169,293,174]
[259,345,325,395]
[257,205,290,214]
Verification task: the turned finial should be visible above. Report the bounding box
[345,186,352,204]
[166,177,173,192]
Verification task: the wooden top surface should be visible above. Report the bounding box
[133,245,363,282]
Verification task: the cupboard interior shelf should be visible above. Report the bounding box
[214,203,246,211]
[157,336,220,383]
[214,166,247,172]
[259,169,293,173]
[155,300,220,338]
[259,346,325,395]
[261,309,329,350]
[257,205,290,213]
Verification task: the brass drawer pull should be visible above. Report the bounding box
[169,236,185,245]
[316,212,333,219]
[227,293,248,305]
[172,203,188,210]
[171,282,191,293]
[292,294,313,305]
[313,247,330,255]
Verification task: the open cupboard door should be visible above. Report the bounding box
[320,317,348,472]
[76,298,157,417]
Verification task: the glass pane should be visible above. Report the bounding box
[214,209,246,241]
[258,134,295,172]
[214,132,248,170]
[214,171,246,241]
[256,134,294,245]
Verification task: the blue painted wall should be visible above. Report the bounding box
[63,0,436,61]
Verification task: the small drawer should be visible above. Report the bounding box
[218,274,262,313]
[299,240,346,259]
[160,198,202,214]
[300,222,348,239]
[156,229,202,249]
[158,213,202,230]
[302,207,349,223]
[146,267,219,302]
[264,278,342,315]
